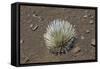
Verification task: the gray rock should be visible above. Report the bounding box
[72,46,81,54]
[90,16,94,19]
[20,39,24,44]
[89,20,94,24]
[91,39,95,46]
[30,24,33,28]
[32,14,38,17]
[86,30,90,33]
[83,15,88,18]
[32,25,39,31]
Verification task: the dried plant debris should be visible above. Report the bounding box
[44,19,77,55]
[91,39,95,47]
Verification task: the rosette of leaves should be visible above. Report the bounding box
[44,19,76,55]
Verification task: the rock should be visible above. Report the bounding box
[88,14,94,19]
[30,24,33,28]
[89,20,94,24]
[20,39,24,44]
[81,36,85,40]
[32,14,38,17]
[86,30,90,33]
[30,24,39,31]
[91,39,95,46]
[83,15,88,18]
[72,46,81,54]
[90,16,94,19]
[31,25,39,31]
[73,52,83,57]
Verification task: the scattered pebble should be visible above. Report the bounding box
[81,36,85,40]
[20,39,24,44]
[30,24,33,28]
[72,46,81,54]
[30,24,39,31]
[73,52,83,57]
[32,14,38,17]
[83,15,88,18]
[86,30,90,33]
[31,25,39,31]
[89,20,94,24]
[88,14,94,19]
[90,16,94,19]
[91,39,95,46]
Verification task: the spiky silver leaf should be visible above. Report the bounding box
[44,19,76,55]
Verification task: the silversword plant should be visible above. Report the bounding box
[44,19,76,55]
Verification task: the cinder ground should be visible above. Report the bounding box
[20,5,96,64]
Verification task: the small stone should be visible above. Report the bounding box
[88,14,94,19]
[73,52,83,57]
[89,20,94,24]
[20,40,24,44]
[91,39,95,46]
[30,24,33,28]
[72,46,81,54]
[90,16,94,19]
[86,30,90,33]
[32,14,38,17]
[81,36,85,40]
[83,15,88,18]
[31,25,39,31]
